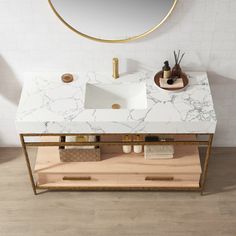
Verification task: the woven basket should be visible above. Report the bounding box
[59,148,101,162]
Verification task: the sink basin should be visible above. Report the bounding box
[84,82,147,109]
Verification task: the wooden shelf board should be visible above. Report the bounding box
[37,180,200,189]
[34,145,201,175]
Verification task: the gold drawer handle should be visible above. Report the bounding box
[145,176,174,181]
[63,176,91,181]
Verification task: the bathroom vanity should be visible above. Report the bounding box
[16,71,216,195]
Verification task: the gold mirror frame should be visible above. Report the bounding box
[48,0,178,43]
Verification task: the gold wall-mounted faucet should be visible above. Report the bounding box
[112,58,119,79]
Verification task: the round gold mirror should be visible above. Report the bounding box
[49,0,178,43]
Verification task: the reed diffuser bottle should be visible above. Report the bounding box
[172,50,185,77]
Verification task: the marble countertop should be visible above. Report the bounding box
[16,71,217,134]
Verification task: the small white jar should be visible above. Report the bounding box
[122,135,132,153]
[133,135,143,153]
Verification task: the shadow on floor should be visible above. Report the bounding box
[201,147,236,195]
[0,148,22,164]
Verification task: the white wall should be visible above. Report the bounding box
[0,0,235,147]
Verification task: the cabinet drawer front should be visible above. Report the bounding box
[37,173,200,188]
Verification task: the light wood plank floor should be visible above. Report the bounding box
[0,147,235,236]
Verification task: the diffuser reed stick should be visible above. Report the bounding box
[173,50,185,65]
[172,50,185,77]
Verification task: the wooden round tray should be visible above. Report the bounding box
[154,71,189,92]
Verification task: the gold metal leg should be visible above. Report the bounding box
[20,134,37,195]
[200,134,214,195]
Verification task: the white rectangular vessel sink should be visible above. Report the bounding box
[84,82,147,109]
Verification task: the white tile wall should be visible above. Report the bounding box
[0,0,235,146]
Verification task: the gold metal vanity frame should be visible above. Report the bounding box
[19,133,213,195]
[48,0,178,43]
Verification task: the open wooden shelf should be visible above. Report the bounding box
[34,143,201,189]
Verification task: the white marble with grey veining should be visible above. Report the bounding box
[15,71,217,134]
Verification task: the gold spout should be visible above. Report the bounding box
[112,58,119,79]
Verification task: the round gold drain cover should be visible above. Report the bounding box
[112,104,121,109]
[61,73,73,83]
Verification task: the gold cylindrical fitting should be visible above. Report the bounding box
[112,57,119,79]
